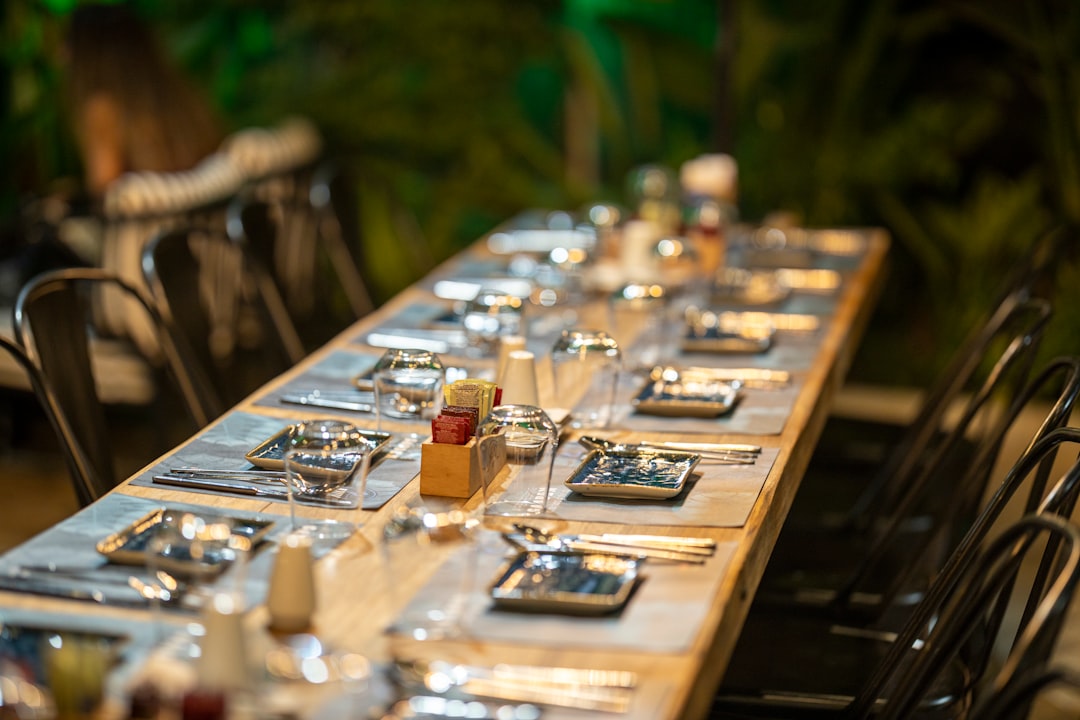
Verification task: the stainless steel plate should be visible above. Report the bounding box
[95,507,274,576]
[632,377,739,418]
[564,448,700,499]
[490,550,639,615]
[245,424,392,476]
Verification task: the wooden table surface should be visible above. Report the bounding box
[0,222,889,719]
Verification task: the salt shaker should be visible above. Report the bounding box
[266,532,316,634]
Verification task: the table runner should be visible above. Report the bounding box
[388,530,736,654]
[251,348,379,414]
[127,412,419,511]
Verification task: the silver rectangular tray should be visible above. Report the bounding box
[96,507,274,575]
[490,550,639,615]
[245,424,392,479]
[564,448,700,499]
[632,377,739,418]
[680,327,773,354]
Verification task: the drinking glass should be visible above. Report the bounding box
[477,404,558,517]
[381,503,478,641]
[283,420,373,541]
[550,329,621,429]
[461,288,525,358]
[372,348,445,430]
[608,282,672,372]
[144,511,247,642]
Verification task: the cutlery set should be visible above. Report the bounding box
[577,434,762,465]
[505,522,717,565]
[391,658,636,714]
[0,565,188,608]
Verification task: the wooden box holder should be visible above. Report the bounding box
[419,435,507,498]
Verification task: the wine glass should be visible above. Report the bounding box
[283,420,373,542]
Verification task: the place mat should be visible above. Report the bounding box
[520,442,779,528]
[127,412,420,511]
[0,494,346,613]
[605,370,803,436]
[251,349,379,415]
[673,323,824,371]
[388,530,736,654]
[351,302,470,356]
[356,301,574,361]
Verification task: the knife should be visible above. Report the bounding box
[152,474,354,507]
[560,539,708,564]
[573,534,716,556]
[279,393,374,413]
[0,575,113,605]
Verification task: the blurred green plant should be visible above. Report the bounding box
[729,0,1080,385]
[3,0,1077,388]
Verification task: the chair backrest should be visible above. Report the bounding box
[0,335,99,507]
[98,152,246,358]
[13,268,221,502]
[851,422,1080,717]
[850,292,1053,525]
[228,164,373,351]
[309,161,376,318]
[142,226,303,407]
[875,513,1080,720]
[970,664,1080,720]
[831,305,1058,615]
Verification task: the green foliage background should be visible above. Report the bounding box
[3,0,1078,388]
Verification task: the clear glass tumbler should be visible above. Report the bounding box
[550,329,621,429]
[283,420,373,541]
[461,288,525,358]
[608,282,672,372]
[372,348,445,429]
[381,503,478,641]
[477,404,558,517]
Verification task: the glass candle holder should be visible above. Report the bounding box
[477,404,558,517]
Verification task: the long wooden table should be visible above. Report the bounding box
[0,221,889,719]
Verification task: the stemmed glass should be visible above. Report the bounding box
[283,420,373,542]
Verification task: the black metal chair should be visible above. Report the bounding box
[754,301,1057,623]
[712,425,1080,716]
[13,268,221,504]
[712,507,1080,719]
[792,226,1067,534]
[0,335,99,507]
[970,665,1080,720]
[141,226,304,410]
[227,162,374,351]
